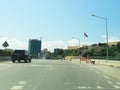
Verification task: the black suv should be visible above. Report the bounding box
[11,50,32,63]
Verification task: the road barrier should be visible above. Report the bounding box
[0,56,11,62]
[80,57,91,64]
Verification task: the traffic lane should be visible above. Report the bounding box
[85,64,120,89]
[10,65,51,90]
[0,60,120,90]
[0,62,30,90]
[62,64,120,89]
[0,63,15,90]
[23,62,120,90]
[0,62,53,90]
[91,64,120,81]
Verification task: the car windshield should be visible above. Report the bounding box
[13,50,25,55]
[0,0,120,90]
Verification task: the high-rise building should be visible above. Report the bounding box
[28,39,41,56]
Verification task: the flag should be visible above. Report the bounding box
[84,32,88,38]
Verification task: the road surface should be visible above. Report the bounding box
[0,59,120,90]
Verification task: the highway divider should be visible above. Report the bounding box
[0,56,11,62]
[92,59,120,68]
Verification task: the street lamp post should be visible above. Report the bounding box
[92,14,109,60]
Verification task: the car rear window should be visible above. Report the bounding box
[13,50,25,55]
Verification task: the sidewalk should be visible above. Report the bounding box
[70,59,120,68]
[93,59,120,68]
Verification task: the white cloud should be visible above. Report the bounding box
[0,36,68,52]
[102,35,120,42]
[67,39,79,46]
[108,36,120,42]
[42,40,66,52]
[0,36,27,50]
[0,36,92,52]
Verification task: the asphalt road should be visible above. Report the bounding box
[0,59,120,90]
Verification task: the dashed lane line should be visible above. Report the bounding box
[116,82,120,86]
[107,81,112,84]
[11,86,23,90]
[49,66,53,71]
[11,81,26,90]
[29,65,51,67]
[103,75,110,80]
[90,68,94,71]
[95,71,100,74]
[112,85,120,88]
[0,65,12,70]
[64,82,75,85]
[18,81,26,85]
[97,86,103,89]
[77,86,88,89]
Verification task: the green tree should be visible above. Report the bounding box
[117,41,120,52]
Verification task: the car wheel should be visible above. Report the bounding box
[12,60,15,63]
[29,59,31,62]
[25,59,27,63]
[18,60,21,62]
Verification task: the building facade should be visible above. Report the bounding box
[28,39,41,56]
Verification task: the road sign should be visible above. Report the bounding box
[2,41,9,48]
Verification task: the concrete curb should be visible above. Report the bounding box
[92,59,120,68]
[71,59,120,68]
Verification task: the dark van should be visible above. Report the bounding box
[11,50,32,63]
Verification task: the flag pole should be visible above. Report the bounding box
[83,32,88,57]
[83,34,85,56]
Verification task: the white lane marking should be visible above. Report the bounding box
[11,81,26,90]
[112,85,120,88]
[90,68,93,71]
[18,81,26,85]
[0,64,12,70]
[71,86,91,89]
[87,66,96,68]
[95,71,100,74]
[107,81,112,84]
[29,65,51,67]
[32,81,41,90]
[88,86,91,89]
[49,66,53,71]
[77,86,88,89]
[97,86,103,89]
[64,82,75,85]
[103,75,110,79]
[11,86,23,90]
[71,66,84,68]
[116,82,120,85]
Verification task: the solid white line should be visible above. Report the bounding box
[112,85,120,88]
[11,86,23,90]
[103,75,110,79]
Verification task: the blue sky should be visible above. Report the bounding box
[0,0,120,51]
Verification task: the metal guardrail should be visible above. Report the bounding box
[0,56,11,62]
